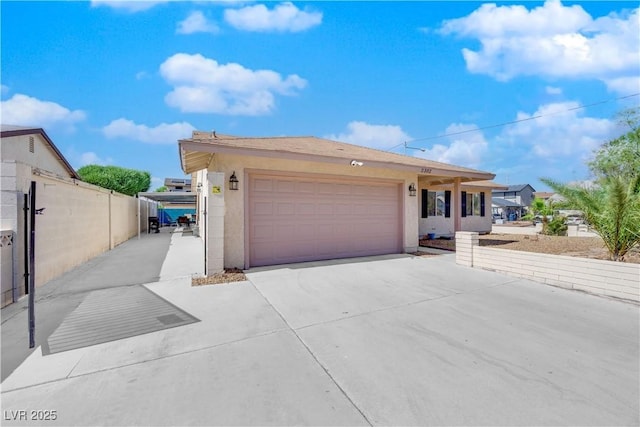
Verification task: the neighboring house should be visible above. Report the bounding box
[492,184,536,219]
[179,131,499,274]
[164,177,192,192]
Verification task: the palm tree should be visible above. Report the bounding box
[541,175,640,261]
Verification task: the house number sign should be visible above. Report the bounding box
[420,168,432,174]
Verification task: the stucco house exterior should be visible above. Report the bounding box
[179,131,499,274]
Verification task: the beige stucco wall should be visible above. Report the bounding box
[1,134,70,178]
[110,192,139,248]
[35,174,111,287]
[3,170,152,298]
[205,153,419,269]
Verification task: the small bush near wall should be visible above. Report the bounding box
[543,216,568,236]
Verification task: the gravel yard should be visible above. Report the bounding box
[420,233,640,264]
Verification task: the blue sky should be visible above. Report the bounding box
[2,1,638,191]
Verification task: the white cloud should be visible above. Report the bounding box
[177,11,220,34]
[1,85,8,95]
[91,0,167,13]
[501,101,616,159]
[604,76,640,95]
[159,53,307,115]
[135,71,149,80]
[103,118,195,144]
[417,123,489,169]
[325,121,411,151]
[439,1,640,93]
[79,152,112,166]
[224,2,322,32]
[0,94,86,130]
[545,86,563,95]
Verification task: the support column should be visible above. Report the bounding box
[453,177,462,232]
[455,231,478,267]
[207,172,225,275]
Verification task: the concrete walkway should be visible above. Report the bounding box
[1,232,638,426]
[1,227,176,381]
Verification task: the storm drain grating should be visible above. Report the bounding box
[44,285,199,355]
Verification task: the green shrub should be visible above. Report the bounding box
[543,216,567,236]
[78,165,151,196]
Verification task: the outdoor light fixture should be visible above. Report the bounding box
[408,183,417,197]
[229,171,239,191]
[196,183,203,194]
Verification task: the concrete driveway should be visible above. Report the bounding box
[2,251,638,426]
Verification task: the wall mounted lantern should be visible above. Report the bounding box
[408,183,417,197]
[229,171,239,191]
[196,182,203,194]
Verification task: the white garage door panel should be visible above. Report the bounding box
[248,174,402,267]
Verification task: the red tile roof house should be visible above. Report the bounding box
[179,132,502,274]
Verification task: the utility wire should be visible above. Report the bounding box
[387,92,640,152]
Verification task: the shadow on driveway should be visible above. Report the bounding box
[1,228,173,381]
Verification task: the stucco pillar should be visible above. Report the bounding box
[405,180,419,253]
[207,172,225,275]
[453,178,461,232]
[455,231,478,267]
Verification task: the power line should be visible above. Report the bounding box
[387,92,640,152]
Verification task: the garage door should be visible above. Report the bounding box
[248,173,402,267]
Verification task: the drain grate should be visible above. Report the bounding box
[44,285,199,355]
[156,313,184,325]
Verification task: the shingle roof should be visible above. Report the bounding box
[179,131,495,182]
[492,184,535,193]
[491,198,524,207]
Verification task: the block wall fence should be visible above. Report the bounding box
[455,231,639,303]
[1,169,156,307]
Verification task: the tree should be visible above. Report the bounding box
[541,176,640,261]
[155,186,168,192]
[78,165,151,196]
[588,107,640,182]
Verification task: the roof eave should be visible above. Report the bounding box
[179,140,494,182]
[1,127,80,180]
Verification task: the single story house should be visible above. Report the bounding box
[179,131,500,273]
